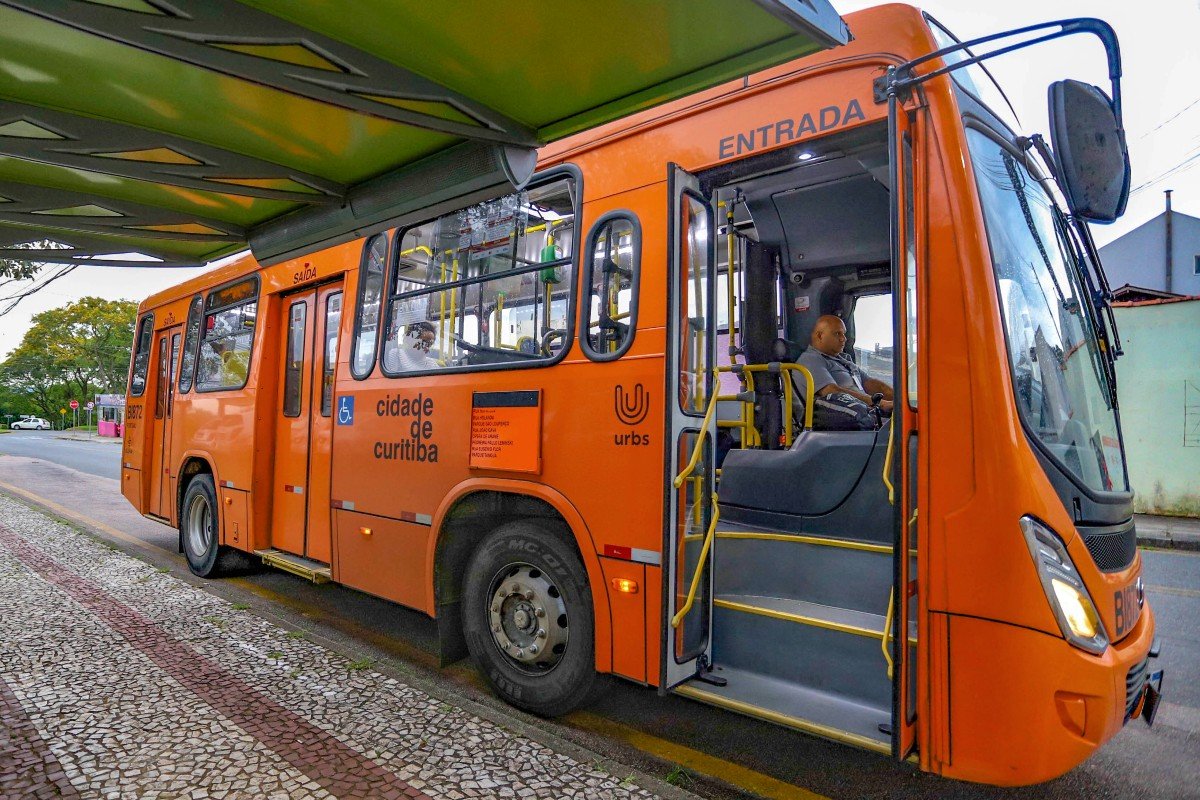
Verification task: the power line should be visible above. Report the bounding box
[1136,95,1200,141]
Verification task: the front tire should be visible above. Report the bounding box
[181,474,250,577]
[462,520,596,717]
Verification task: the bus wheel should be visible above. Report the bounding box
[181,474,246,578]
[462,520,596,717]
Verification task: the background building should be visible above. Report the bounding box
[1099,190,1200,296]
[1112,295,1200,515]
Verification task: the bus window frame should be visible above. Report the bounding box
[350,233,388,381]
[129,312,154,398]
[378,164,583,379]
[580,209,642,362]
[177,294,203,395]
[194,274,260,394]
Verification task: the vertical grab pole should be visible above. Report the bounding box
[725,200,737,358]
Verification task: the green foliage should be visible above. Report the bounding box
[0,296,137,418]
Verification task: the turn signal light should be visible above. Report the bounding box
[610,577,639,594]
[359,526,372,537]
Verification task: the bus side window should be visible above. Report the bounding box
[129,314,154,397]
[581,212,640,360]
[379,172,578,375]
[177,295,202,394]
[195,276,259,392]
[351,234,387,379]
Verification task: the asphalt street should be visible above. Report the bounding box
[1,434,1197,800]
[0,429,121,478]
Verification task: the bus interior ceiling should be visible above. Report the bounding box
[684,124,901,747]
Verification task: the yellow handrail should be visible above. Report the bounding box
[671,491,720,629]
[882,416,896,505]
[882,587,895,679]
[714,362,815,447]
[673,368,721,488]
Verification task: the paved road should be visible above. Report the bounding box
[0,430,120,479]
[1,438,1198,800]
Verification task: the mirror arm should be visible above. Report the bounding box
[884,18,1123,126]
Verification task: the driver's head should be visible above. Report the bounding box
[811,315,847,356]
[409,321,436,351]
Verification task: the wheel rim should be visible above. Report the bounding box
[486,562,569,675]
[185,492,213,558]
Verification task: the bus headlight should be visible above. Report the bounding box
[1020,517,1108,655]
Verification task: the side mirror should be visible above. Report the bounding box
[1048,79,1130,223]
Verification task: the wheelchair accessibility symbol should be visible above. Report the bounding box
[336,396,355,425]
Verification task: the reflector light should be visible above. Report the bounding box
[359,526,372,536]
[610,577,639,594]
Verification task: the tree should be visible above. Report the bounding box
[0,297,137,418]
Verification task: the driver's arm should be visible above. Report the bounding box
[862,376,894,401]
[818,381,893,412]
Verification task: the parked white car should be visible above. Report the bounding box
[10,416,50,430]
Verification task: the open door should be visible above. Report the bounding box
[888,93,921,760]
[663,164,719,688]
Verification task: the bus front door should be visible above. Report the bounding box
[149,328,181,519]
[663,164,718,687]
[270,282,343,563]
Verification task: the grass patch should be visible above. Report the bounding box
[202,616,226,628]
[156,566,170,573]
[267,650,284,660]
[231,602,251,611]
[286,630,306,639]
[347,657,374,671]
[665,766,692,787]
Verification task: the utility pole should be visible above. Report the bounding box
[1165,189,1174,294]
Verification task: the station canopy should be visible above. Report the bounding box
[0,0,848,269]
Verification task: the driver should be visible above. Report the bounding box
[795,315,893,425]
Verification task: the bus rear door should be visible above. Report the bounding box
[270,281,343,563]
[149,328,181,519]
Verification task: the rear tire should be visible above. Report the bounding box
[462,519,596,717]
[181,474,251,577]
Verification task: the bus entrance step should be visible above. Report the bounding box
[254,549,332,584]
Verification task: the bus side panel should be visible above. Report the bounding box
[335,509,431,613]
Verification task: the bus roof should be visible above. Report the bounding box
[0,0,847,271]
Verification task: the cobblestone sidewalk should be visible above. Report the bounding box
[0,494,668,800]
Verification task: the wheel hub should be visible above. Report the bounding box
[487,563,568,673]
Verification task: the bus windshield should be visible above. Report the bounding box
[967,128,1127,493]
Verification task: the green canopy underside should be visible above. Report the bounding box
[0,0,848,267]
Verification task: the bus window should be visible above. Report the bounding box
[177,295,202,394]
[195,277,259,392]
[283,301,306,417]
[679,193,713,414]
[851,293,893,379]
[582,212,640,360]
[351,234,387,379]
[129,314,153,397]
[380,173,578,374]
[321,293,341,416]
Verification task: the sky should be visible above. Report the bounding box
[0,0,1196,358]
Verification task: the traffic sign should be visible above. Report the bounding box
[69,399,79,409]
[86,401,95,410]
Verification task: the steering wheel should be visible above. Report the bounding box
[451,334,544,360]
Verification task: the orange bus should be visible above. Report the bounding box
[122,4,1162,785]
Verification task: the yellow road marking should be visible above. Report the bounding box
[1147,584,1200,599]
[566,710,831,800]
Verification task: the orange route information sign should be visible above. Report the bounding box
[469,391,541,473]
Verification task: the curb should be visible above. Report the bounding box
[1138,535,1200,553]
